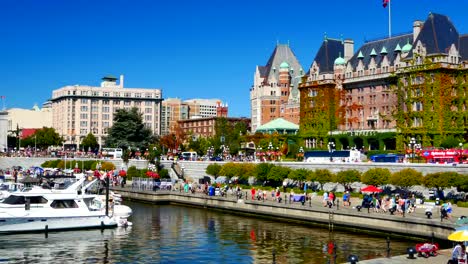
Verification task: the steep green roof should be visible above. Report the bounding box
[256,118,299,134]
[370,48,377,56]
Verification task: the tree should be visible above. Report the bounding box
[267,166,291,186]
[206,163,222,178]
[254,163,274,183]
[105,108,153,150]
[423,172,458,192]
[237,163,255,182]
[288,168,309,182]
[22,127,62,149]
[315,169,334,190]
[81,133,98,151]
[126,166,139,179]
[219,162,239,178]
[335,169,361,190]
[361,168,390,186]
[390,168,422,189]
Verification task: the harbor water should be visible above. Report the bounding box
[0,201,417,263]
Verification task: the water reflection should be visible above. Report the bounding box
[0,202,416,263]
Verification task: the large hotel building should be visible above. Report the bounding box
[51,75,163,149]
[251,13,467,151]
[298,13,467,151]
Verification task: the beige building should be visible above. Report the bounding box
[51,75,163,149]
[7,103,53,132]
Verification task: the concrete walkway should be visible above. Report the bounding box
[351,249,451,263]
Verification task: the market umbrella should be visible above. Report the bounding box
[360,185,383,193]
[448,230,468,241]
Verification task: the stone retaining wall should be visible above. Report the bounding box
[116,188,454,240]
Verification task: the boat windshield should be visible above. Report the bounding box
[2,195,48,205]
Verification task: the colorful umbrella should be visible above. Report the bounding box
[360,185,383,193]
[448,230,468,241]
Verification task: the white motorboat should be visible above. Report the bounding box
[0,176,132,234]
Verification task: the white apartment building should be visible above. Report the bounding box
[51,75,163,149]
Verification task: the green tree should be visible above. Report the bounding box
[315,169,334,190]
[335,169,361,190]
[361,168,390,186]
[390,168,423,189]
[105,108,153,150]
[254,163,274,183]
[126,166,138,179]
[238,163,256,182]
[206,163,222,178]
[22,127,62,149]
[219,162,239,178]
[288,168,309,182]
[267,166,290,185]
[159,168,169,179]
[81,133,99,151]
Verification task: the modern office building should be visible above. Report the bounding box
[51,75,163,149]
[250,43,304,132]
[161,98,228,136]
[299,13,468,151]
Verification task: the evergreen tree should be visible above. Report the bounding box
[105,108,153,150]
[81,133,99,151]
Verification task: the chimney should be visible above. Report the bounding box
[120,75,124,88]
[413,20,423,42]
[344,39,354,62]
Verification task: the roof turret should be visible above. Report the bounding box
[280,61,290,69]
[402,39,412,53]
[394,43,402,52]
[380,46,388,55]
[357,51,364,59]
[370,48,377,56]
[334,52,346,65]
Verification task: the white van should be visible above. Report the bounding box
[181,151,197,161]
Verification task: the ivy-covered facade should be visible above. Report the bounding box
[299,13,468,152]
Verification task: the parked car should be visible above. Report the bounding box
[210,156,223,161]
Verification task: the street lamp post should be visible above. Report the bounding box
[268,142,273,161]
[459,142,464,164]
[409,137,416,163]
[328,141,335,162]
[34,135,37,158]
[298,146,304,161]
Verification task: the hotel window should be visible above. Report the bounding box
[102,106,110,113]
[145,93,152,98]
[80,129,88,134]
[124,100,131,106]
[80,113,88,119]
[103,92,109,97]
[145,101,152,106]
[102,114,109,120]
[145,108,152,114]
[80,106,88,112]
[113,100,120,105]
[92,91,99,96]
[102,122,110,127]
[124,93,131,97]
[81,99,88,104]
[92,114,98,119]
[81,91,88,96]
[145,115,152,121]
[91,99,99,105]
[80,121,88,127]
[145,123,152,128]
[135,93,141,98]
[91,106,99,112]
[102,100,110,105]
[134,101,141,106]
[113,92,120,97]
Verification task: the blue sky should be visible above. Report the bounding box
[1,0,467,117]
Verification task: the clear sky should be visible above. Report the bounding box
[1,0,467,117]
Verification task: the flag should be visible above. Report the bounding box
[383,0,389,8]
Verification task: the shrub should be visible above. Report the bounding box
[159,169,169,179]
[101,162,116,171]
[127,166,138,179]
[390,168,422,189]
[206,163,222,178]
[315,169,334,190]
[361,168,390,186]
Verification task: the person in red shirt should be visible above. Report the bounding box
[251,188,256,200]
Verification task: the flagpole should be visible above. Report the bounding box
[388,0,392,37]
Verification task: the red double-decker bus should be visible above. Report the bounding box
[421,149,468,164]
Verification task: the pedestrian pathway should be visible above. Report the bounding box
[347,249,451,263]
